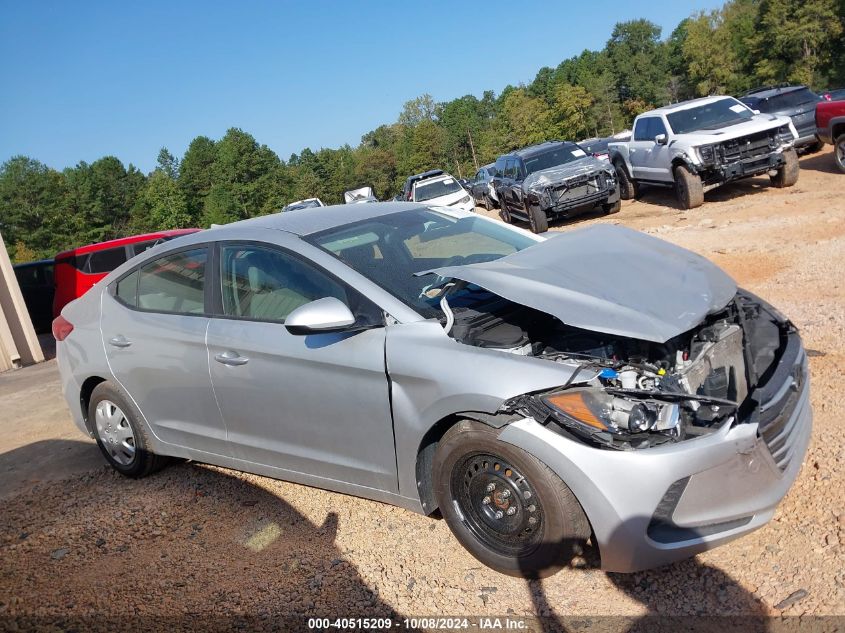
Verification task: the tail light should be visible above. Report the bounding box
[52,315,74,341]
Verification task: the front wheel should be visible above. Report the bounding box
[674,165,704,209]
[499,197,512,223]
[771,149,799,187]
[603,199,622,214]
[527,204,549,233]
[89,381,169,478]
[433,421,592,578]
[834,135,845,174]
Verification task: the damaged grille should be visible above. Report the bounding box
[757,364,806,473]
[717,130,780,163]
[548,171,610,209]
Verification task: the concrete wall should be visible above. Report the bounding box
[0,232,44,371]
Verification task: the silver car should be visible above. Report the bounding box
[54,202,812,576]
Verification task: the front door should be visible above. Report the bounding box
[206,242,397,492]
[101,245,230,456]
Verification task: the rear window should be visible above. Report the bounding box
[137,248,207,315]
[87,247,128,274]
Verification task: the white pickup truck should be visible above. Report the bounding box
[608,96,799,209]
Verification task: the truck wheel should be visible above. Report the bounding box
[603,199,622,214]
[499,198,512,223]
[433,420,592,578]
[484,193,497,210]
[614,162,637,200]
[805,137,824,154]
[674,165,704,209]
[528,204,549,233]
[771,149,799,187]
[833,135,845,173]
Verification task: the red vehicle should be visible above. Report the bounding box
[53,229,200,318]
[815,98,845,173]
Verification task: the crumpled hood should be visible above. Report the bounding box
[421,224,737,343]
[522,156,610,194]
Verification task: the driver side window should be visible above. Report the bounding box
[220,245,349,323]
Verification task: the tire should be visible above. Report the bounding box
[89,381,169,478]
[603,198,622,214]
[674,165,704,209]
[527,203,549,234]
[499,197,512,223]
[614,162,637,200]
[433,420,592,578]
[833,135,845,174]
[484,192,497,210]
[771,149,799,188]
[805,138,824,154]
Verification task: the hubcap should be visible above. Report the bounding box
[452,454,544,556]
[95,400,136,466]
[836,139,845,165]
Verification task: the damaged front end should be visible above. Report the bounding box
[523,159,619,216]
[440,281,793,452]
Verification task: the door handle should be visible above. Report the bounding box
[214,351,249,366]
[108,336,132,348]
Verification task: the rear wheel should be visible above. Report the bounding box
[433,421,591,578]
[484,192,497,210]
[614,162,638,200]
[771,149,799,187]
[834,135,845,173]
[527,203,549,233]
[89,381,169,478]
[674,165,704,209]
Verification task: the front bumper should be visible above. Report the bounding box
[704,150,786,185]
[537,178,620,217]
[498,342,812,573]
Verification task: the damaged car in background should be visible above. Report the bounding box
[493,140,621,233]
[55,202,811,578]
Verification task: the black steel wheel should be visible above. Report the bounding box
[433,420,592,577]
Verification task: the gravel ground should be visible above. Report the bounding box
[1,148,843,630]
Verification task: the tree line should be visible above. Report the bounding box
[2,0,843,261]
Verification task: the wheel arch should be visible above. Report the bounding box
[79,375,108,433]
[414,411,519,516]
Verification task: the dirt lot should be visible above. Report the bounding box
[1,148,844,630]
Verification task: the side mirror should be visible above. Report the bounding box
[655,134,668,146]
[285,297,355,335]
[753,109,761,115]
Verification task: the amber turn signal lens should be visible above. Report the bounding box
[545,391,607,430]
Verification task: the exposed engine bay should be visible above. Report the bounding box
[439,285,790,450]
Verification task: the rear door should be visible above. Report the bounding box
[206,240,397,492]
[101,245,230,456]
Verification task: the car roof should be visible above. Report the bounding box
[13,258,53,268]
[501,140,576,159]
[741,85,809,99]
[55,229,202,259]
[213,201,432,238]
[413,173,455,187]
[641,96,738,116]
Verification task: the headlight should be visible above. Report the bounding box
[543,389,679,435]
[459,195,471,204]
[697,144,716,164]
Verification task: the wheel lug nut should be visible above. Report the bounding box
[528,517,537,525]
[506,507,516,516]
[501,490,510,498]
[481,496,491,505]
[528,505,536,512]
[486,483,496,492]
[494,510,504,519]
[523,490,532,499]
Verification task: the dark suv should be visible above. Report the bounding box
[492,141,620,233]
[740,85,823,152]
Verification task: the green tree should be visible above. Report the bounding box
[398,94,438,127]
[179,136,217,221]
[606,20,670,107]
[554,84,594,139]
[131,170,191,232]
[500,89,557,149]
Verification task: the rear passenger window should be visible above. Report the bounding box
[220,245,348,322]
[138,248,206,314]
[87,247,128,274]
[115,270,139,307]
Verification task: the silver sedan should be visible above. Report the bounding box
[54,202,811,576]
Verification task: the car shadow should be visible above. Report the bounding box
[0,457,419,631]
[0,439,103,501]
[796,149,840,175]
[520,522,770,632]
[631,178,774,212]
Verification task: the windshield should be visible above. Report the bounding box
[523,145,586,174]
[308,208,537,317]
[666,98,754,134]
[414,178,463,201]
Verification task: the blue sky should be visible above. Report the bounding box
[0,1,724,173]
